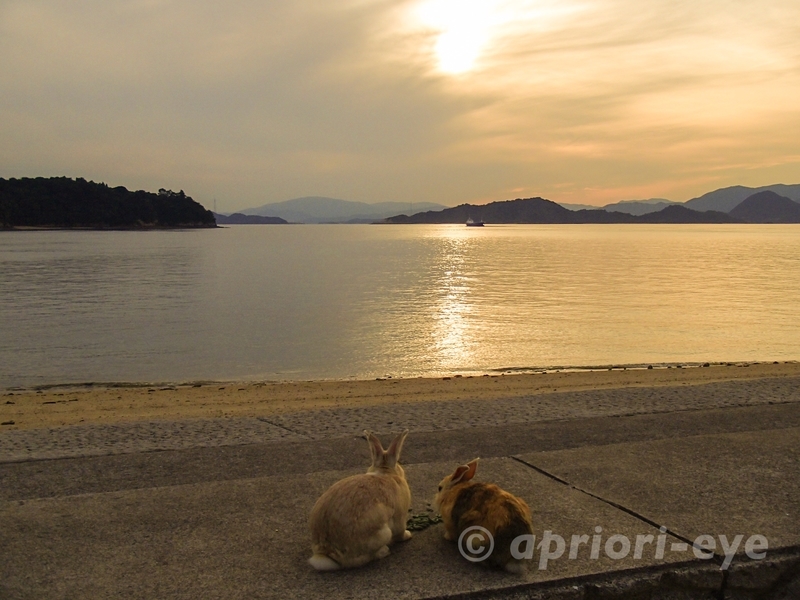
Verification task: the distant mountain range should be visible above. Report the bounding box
[558,185,800,215]
[685,184,800,212]
[10,179,796,229]
[383,191,800,224]
[233,196,447,223]
[225,184,800,225]
[560,198,680,215]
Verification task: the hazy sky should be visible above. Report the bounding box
[2,0,799,211]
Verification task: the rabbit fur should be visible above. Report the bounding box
[308,430,412,570]
[434,458,534,573]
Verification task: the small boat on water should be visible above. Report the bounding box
[466,217,485,227]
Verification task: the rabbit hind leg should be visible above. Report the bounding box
[340,524,393,567]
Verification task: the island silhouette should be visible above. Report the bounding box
[1,177,215,229]
[381,193,800,224]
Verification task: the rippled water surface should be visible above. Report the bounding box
[1,225,799,387]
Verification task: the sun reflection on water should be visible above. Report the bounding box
[430,228,478,369]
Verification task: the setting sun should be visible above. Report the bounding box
[411,0,586,76]
[416,0,495,73]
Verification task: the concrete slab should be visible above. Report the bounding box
[2,390,798,599]
[4,401,799,502]
[518,427,800,563]
[0,457,695,600]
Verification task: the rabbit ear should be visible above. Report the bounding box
[465,458,479,480]
[451,465,470,484]
[384,430,409,467]
[451,458,479,484]
[365,431,385,467]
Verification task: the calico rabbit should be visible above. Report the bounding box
[308,430,412,570]
[434,458,534,573]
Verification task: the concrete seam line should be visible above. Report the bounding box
[254,416,307,437]
[717,569,729,600]
[508,455,726,567]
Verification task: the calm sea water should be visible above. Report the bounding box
[1,225,799,388]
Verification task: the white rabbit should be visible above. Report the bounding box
[308,430,412,570]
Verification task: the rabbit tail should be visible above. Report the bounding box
[309,554,341,571]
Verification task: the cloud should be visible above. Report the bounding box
[1,0,799,209]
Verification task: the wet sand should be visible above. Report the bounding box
[2,361,798,431]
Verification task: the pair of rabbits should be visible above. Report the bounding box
[308,430,534,573]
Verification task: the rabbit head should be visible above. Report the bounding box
[434,458,479,510]
[366,429,408,478]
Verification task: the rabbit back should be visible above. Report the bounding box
[310,472,411,568]
[440,481,533,571]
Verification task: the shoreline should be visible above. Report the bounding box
[5,359,795,393]
[2,360,799,432]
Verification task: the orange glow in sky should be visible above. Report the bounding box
[1,0,798,209]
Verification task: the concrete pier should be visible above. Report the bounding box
[2,377,799,599]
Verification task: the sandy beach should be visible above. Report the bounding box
[2,361,798,431]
